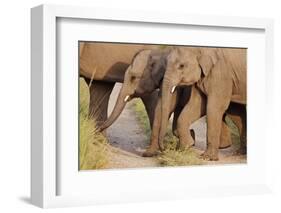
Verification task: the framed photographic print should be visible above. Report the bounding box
[31,4,274,208]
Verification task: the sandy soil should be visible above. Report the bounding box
[105,83,159,169]
[190,117,246,165]
[105,83,246,169]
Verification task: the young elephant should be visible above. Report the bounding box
[159,47,247,160]
[100,48,232,157]
[99,48,171,131]
[99,48,186,156]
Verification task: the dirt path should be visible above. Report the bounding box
[104,83,246,169]
[105,83,159,169]
[190,118,246,165]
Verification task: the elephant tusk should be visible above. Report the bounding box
[124,95,130,102]
[171,86,176,93]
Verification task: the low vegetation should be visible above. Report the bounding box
[79,79,241,169]
[79,79,109,170]
[157,130,203,166]
[130,99,203,166]
[130,98,151,142]
[225,116,241,148]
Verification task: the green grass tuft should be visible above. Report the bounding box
[130,98,151,142]
[225,116,241,148]
[79,78,109,170]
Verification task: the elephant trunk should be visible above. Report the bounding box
[158,79,175,151]
[99,86,130,131]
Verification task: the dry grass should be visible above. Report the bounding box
[79,79,241,169]
[158,149,202,167]
[157,130,203,166]
[79,78,109,170]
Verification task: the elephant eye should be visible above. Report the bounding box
[178,64,185,69]
[131,76,136,81]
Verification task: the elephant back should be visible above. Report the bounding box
[79,43,157,82]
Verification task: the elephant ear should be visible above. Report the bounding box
[151,48,172,86]
[151,55,166,86]
[198,55,214,77]
[130,49,152,77]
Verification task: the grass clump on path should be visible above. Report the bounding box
[79,78,109,170]
[157,132,202,167]
[79,116,109,170]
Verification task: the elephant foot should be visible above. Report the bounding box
[173,129,195,141]
[201,148,219,161]
[233,146,247,156]
[158,142,165,152]
[142,147,159,157]
[177,141,194,151]
[219,134,232,149]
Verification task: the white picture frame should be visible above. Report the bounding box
[31,4,274,208]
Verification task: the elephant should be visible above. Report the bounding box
[99,48,170,130]
[100,47,233,157]
[99,47,185,156]
[79,42,158,127]
[158,47,247,161]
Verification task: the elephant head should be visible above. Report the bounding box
[158,47,217,150]
[99,48,170,131]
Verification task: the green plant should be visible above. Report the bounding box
[79,78,109,170]
[130,98,151,142]
[225,116,241,148]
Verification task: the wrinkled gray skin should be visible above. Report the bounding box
[159,47,246,160]
[80,43,158,127]
[100,48,232,157]
[99,48,170,131]
[99,48,188,156]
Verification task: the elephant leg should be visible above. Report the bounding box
[140,90,159,129]
[142,98,161,157]
[177,86,206,150]
[202,96,230,161]
[175,86,231,152]
[172,105,181,136]
[86,80,115,128]
[143,92,177,157]
[172,103,196,141]
[219,115,232,149]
